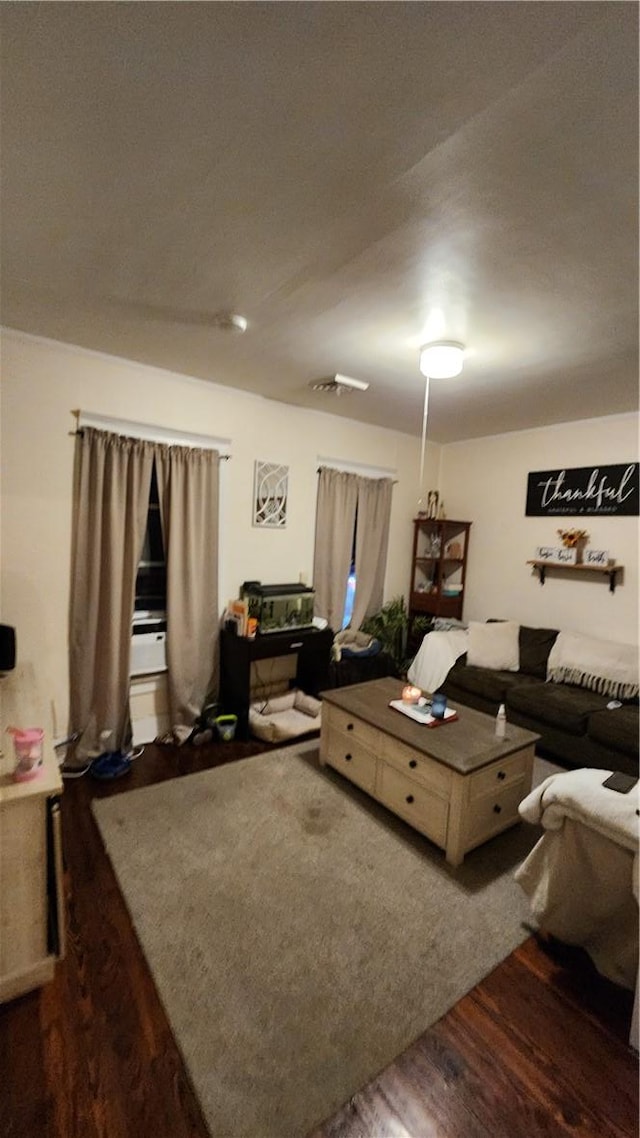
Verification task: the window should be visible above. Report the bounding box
[342,567,356,628]
[134,462,166,617]
[341,511,357,629]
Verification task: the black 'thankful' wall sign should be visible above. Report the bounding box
[526,463,639,517]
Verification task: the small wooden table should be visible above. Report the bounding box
[0,745,65,1001]
[320,677,539,866]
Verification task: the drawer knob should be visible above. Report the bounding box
[347,722,354,732]
[493,804,502,814]
[345,753,352,762]
[409,759,417,769]
[406,794,415,804]
[497,771,506,781]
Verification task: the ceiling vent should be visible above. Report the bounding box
[309,373,370,395]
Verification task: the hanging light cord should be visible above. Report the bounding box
[418,374,430,498]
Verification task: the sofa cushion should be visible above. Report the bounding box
[448,663,541,704]
[519,626,559,679]
[467,620,520,671]
[587,706,640,759]
[507,681,610,736]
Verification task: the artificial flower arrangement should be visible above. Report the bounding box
[557,527,589,549]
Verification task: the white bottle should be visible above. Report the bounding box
[495,703,507,739]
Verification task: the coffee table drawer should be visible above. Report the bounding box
[469,750,530,800]
[465,780,526,847]
[325,704,381,753]
[378,763,448,847]
[381,735,452,796]
[324,732,377,794]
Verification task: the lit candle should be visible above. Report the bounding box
[402,684,422,704]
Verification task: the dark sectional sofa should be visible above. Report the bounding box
[441,624,639,777]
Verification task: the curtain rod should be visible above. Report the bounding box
[316,466,397,483]
[72,409,232,453]
[70,428,232,456]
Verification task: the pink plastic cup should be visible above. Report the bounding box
[8,727,45,782]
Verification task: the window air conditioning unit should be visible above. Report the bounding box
[131,613,167,676]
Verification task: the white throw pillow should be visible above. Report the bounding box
[467,621,520,672]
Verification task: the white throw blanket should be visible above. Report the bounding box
[407,629,468,694]
[518,767,639,853]
[546,631,639,700]
[516,768,639,990]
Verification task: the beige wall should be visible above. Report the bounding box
[3,329,637,739]
[439,415,639,644]
[0,330,433,734]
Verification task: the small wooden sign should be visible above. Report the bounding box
[583,548,610,566]
[535,546,560,563]
[535,546,576,564]
[555,547,577,565]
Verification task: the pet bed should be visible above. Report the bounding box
[249,689,322,743]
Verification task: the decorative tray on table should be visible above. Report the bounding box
[389,698,458,727]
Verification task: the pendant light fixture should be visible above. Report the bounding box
[417,341,465,513]
[419,341,465,379]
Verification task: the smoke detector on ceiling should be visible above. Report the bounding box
[310,373,370,395]
[211,312,248,333]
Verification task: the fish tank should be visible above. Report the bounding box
[241,582,315,634]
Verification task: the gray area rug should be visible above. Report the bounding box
[93,743,547,1138]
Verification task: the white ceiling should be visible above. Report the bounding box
[1,2,638,442]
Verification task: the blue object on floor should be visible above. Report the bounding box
[90,751,132,780]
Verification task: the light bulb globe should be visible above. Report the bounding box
[419,341,465,379]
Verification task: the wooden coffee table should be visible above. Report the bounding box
[320,677,540,866]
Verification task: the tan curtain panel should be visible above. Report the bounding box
[350,476,394,631]
[155,444,220,733]
[69,428,154,762]
[312,467,358,632]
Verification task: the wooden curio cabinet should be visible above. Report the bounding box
[409,518,471,635]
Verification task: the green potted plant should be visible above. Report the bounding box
[361,597,430,676]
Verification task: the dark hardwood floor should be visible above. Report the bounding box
[1,736,637,1138]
